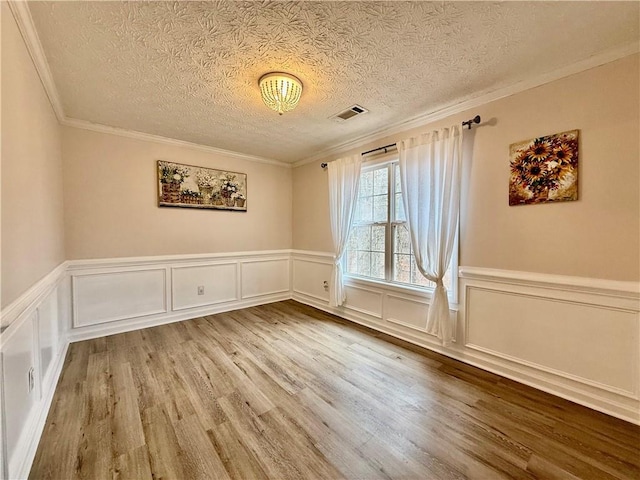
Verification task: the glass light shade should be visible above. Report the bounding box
[259,72,302,115]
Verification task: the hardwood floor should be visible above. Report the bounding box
[30,300,639,479]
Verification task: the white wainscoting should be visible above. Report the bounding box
[73,267,168,328]
[172,262,239,310]
[464,285,638,398]
[66,250,292,342]
[385,292,429,332]
[2,249,639,479]
[292,250,451,343]
[240,257,290,299]
[292,252,332,302]
[291,250,640,424]
[0,249,293,478]
[458,267,639,423]
[0,264,70,480]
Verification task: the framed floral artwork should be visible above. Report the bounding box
[509,130,579,206]
[157,161,247,211]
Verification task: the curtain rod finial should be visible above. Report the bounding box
[462,115,481,129]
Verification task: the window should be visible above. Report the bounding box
[345,161,455,292]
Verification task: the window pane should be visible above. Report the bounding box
[371,225,385,252]
[360,170,373,197]
[346,226,370,276]
[356,251,371,277]
[394,164,406,221]
[371,252,385,279]
[394,253,411,283]
[357,225,371,250]
[346,249,357,274]
[356,196,373,223]
[346,223,383,279]
[373,194,388,222]
[373,167,388,195]
[346,228,357,251]
[348,228,358,249]
[394,224,411,254]
[395,193,405,221]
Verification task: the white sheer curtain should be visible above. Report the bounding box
[398,124,463,345]
[327,154,362,307]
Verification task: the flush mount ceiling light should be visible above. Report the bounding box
[259,72,303,115]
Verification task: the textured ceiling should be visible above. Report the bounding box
[28,1,639,164]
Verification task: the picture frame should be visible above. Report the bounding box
[509,129,579,206]
[157,160,247,211]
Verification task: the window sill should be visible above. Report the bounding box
[344,274,459,310]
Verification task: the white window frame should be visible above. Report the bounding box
[344,154,459,304]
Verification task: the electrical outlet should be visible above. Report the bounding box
[197,285,205,295]
[27,367,35,393]
[323,281,329,291]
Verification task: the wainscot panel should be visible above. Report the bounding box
[2,312,37,477]
[465,285,638,399]
[0,264,70,480]
[72,268,167,327]
[37,294,57,384]
[344,284,384,319]
[240,257,290,299]
[292,253,332,302]
[172,262,238,310]
[385,292,429,332]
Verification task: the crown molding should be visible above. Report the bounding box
[8,0,291,169]
[61,118,292,168]
[293,41,640,168]
[7,0,65,122]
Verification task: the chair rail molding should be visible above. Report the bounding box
[0,261,68,331]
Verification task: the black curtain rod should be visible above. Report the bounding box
[361,143,396,156]
[321,115,481,168]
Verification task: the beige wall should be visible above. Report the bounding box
[62,127,292,259]
[1,5,65,308]
[293,54,640,281]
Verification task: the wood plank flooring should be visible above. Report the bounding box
[30,300,640,479]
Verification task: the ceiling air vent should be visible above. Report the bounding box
[332,105,369,122]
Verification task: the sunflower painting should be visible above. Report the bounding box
[509,130,579,206]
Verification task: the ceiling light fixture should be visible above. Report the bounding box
[259,72,302,115]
